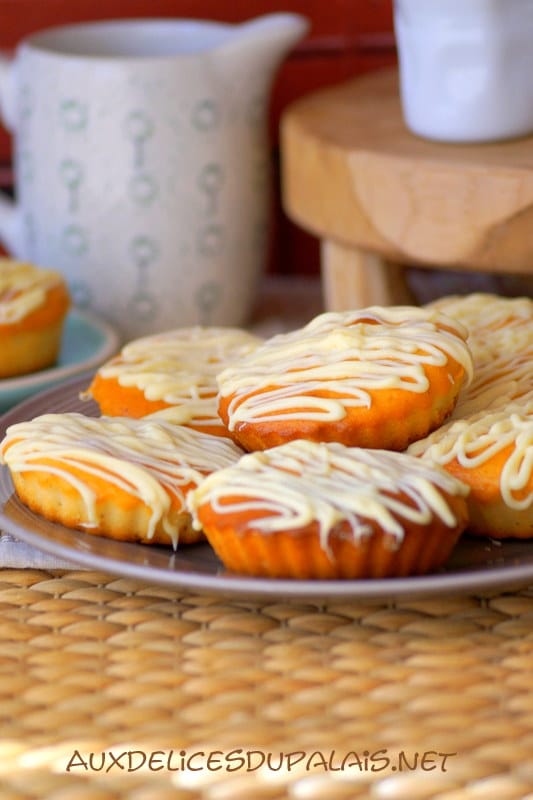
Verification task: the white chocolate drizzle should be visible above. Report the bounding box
[95,327,262,428]
[427,293,533,366]
[453,347,533,418]
[1,413,244,545]
[188,439,469,554]
[217,307,473,428]
[427,293,533,334]
[0,259,65,324]
[408,401,533,510]
[425,295,533,418]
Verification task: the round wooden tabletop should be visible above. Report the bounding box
[281,69,533,275]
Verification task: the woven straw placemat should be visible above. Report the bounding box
[0,568,531,800]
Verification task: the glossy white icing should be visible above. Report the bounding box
[409,401,533,510]
[426,295,533,417]
[96,326,262,429]
[188,439,469,553]
[1,412,243,544]
[428,293,533,334]
[0,259,64,324]
[453,346,533,418]
[217,306,473,429]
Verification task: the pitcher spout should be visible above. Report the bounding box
[237,13,310,57]
[220,13,309,77]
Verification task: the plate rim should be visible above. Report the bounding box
[0,375,532,601]
[2,484,533,600]
[0,308,120,393]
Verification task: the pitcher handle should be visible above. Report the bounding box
[0,52,23,257]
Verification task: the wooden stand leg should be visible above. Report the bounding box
[321,239,414,311]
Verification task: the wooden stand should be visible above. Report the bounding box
[281,69,533,309]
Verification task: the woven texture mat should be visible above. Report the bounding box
[0,569,532,800]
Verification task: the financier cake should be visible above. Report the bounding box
[426,293,533,417]
[0,412,244,546]
[187,440,470,579]
[427,293,533,340]
[85,326,262,436]
[217,306,473,452]
[408,400,533,539]
[452,332,532,419]
[0,259,70,378]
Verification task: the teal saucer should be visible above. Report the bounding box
[0,309,120,413]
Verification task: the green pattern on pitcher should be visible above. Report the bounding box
[60,99,88,132]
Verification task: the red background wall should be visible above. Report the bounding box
[0,0,397,275]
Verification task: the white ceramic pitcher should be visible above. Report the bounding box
[0,15,308,339]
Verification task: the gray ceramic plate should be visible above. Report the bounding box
[0,376,532,601]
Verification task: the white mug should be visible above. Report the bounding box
[394,0,533,142]
[0,15,308,340]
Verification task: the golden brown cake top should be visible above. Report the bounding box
[217,306,473,429]
[408,401,533,511]
[0,259,65,324]
[1,412,244,545]
[188,439,469,553]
